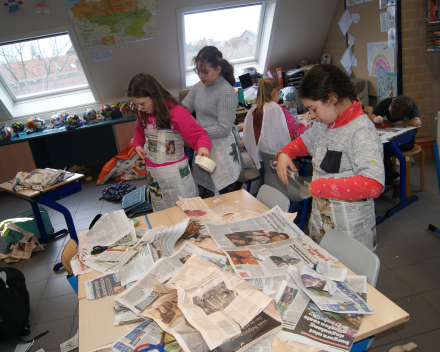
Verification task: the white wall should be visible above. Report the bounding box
[0,0,337,119]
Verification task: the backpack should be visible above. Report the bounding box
[0,267,31,340]
[99,182,137,201]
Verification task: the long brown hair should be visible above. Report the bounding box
[193,46,235,86]
[127,73,181,129]
[255,78,281,112]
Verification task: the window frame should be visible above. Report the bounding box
[0,26,98,120]
[177,0,280,88]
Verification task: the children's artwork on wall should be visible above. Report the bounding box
[379,0,387,9]
[367,41,395,77]
[33,0,50,14]
[346,0,354,6]
[352,13,360,24]
[387,0,395,6]
[388,28,396,47]
[377,71,397,103]
[387,6,395,27]
[4,0,23,15]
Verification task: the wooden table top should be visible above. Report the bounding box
[78,190,409,352]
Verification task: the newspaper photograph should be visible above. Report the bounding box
[70,253,94,276]
[85,272,124,300]
[147,159,195,211]
[223,238,318,279]
[169,254,281,350]
[112,320,181,352]
[145,129,185,164]
[140,290,210,352]
[83,210,134,250]
[115,242,227,314]
[206,206,303,249]
[288,265,375,315]
[113,304,146,326]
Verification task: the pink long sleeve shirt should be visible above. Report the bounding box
[133,102,211,168]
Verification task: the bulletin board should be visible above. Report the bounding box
[345,0,397,97]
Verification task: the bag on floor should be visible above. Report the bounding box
[0,267,31,340]
[99,182,137,201]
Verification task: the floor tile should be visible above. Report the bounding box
[75,207,101,220]
[28,317,75,352]
[21,262,56,283]
[404,327,440,351]
[420,288,440,313]
[74,217,96,231]
[374,240,428,269]
[71,315,79,338]
[406,230,440,258]
[369,339,408,352]
[101,201,123,213]
[27,280,47,302]
[375,270,417,301]
[32,293,78,325]
[29,299,39,325]
[392,294,440,339]
[369,328,402,349]
[41,276,76,299]
[22,246,62,268]
[44,233,68,249]
[393,258,440,293]
[77,197,104,211]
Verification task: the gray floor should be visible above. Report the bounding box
[1,160,440,352]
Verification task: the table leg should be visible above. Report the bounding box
[37,195,78,245]
[29,201,49,242]
[433,140,440,193]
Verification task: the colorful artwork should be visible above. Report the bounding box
[377,71,397,103]
[367,41,395,77]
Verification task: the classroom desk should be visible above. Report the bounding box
[0,173,84,244]
[78,190,409,352]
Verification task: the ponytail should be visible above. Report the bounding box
[193,46,235,86]
[256,78,281,112]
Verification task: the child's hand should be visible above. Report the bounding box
[197,147,210,158]
[373,115,384,124]
[135,146,147,160]
[276,153,297,185]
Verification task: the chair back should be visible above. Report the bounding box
[319,229,380,287]
[260,150,311,203]
[61,239,78,275]
[256,185,290,212]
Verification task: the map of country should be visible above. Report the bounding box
[70,0,152,38]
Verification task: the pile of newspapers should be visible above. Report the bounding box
[74,199,376,352]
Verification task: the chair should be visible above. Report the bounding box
[392,144,425,199]
[260,150,312,231]
[319,229,380,351]
[238,152,261,195]
[256,185,290,212]
[60,239,79,294]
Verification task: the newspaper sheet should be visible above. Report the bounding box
[118,243,157,287]
[316,261,347,282]
[112,320,181,352]
[78,252,119,273]
[113,305,146,326]
[272,337,323,352]
[0,224,44,263]
[344,276,367,297]
[223,238,318,279]
[140,289,209,352]
[288,265,375,315]
[70,253,94,276]
[152,218,191,257]
[85,272,124,300]
[376,125,417,143]
[275,280,365,352]
[245,335,273,352]
[246,275,288,299]
[169,254,282,350]
[176,196,224,222]
[83,210,135,250]
[295,263,338,295]
[145,129,185,164]
[115,242,227,314]
[212,204,240,217]
[94,246,131,264]
[206,206,304,249]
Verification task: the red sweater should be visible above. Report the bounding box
[277,102,383,200]
[133,102,211,168]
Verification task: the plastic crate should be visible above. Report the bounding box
[5,206,53,244]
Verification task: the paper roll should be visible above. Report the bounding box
[195,155,217,174]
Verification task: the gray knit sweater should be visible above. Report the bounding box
[182,76,238,140]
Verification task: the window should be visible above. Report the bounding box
[183,4,263,70]
[0,33,89,101]
[177,1,280,87]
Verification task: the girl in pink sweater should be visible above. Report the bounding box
[129,73,211,211]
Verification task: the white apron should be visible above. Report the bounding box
[243,102,291,169]
[192,131,241,192]
[309,171,377,251]
[144,129,196,212]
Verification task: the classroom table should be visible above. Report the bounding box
[0,172,84,244]
[77,190,409,352]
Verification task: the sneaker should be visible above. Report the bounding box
[392,178,400,198]
[409,155,415,166]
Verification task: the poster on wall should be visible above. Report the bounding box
[377,71,397,103]
[63,0,159,48]
[367,41,395,77]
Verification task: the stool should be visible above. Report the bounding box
[392,144,425,199]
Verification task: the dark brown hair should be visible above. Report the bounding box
[127,73,181,129]
[193,46,235,86]
[299,64,356,104]
[256,78,281,112]
[390,95,414,121]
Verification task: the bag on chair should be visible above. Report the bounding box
[0,267,31,340]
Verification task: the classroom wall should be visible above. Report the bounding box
[321,0,439,139]
[0,0,337,119]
